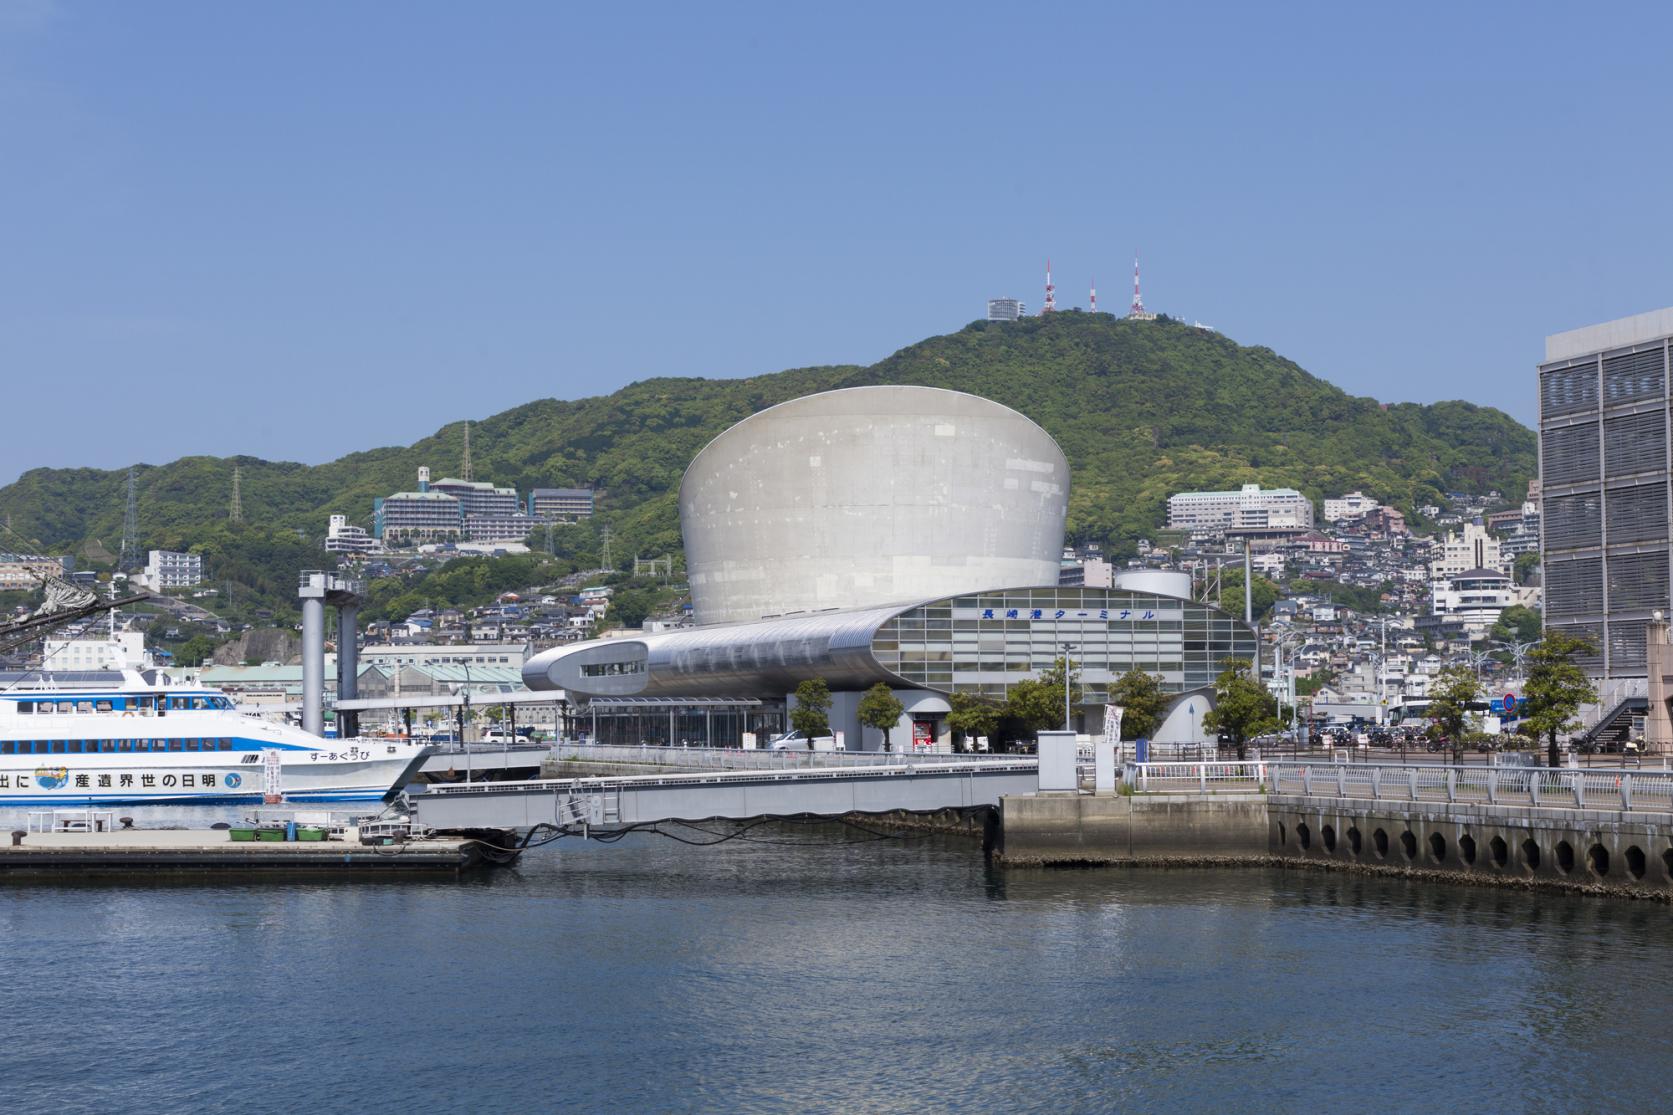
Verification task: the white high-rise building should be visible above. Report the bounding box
[144,549,203,589]
[1323,491,1380,523]
[986,298,1025,322]
[325,514,377,554]
[1432,521,1509,580]
[1166,484,1314,533]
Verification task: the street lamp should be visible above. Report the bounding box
[1061,643,1077,733]
[1492,637,1540,684]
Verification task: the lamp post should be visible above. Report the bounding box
[1492,637,1540,685]
[1061,643,1077,733]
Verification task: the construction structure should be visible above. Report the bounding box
[298,571,364,738]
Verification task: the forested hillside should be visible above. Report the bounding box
[0,312,1535,569]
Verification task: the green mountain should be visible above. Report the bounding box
[0,312,1534,569]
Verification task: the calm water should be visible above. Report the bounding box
[1,821,1669,1114]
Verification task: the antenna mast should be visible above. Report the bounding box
[1131,255,1144,316]
[120,467,138,570]
[1042,259,1056,314]
[1089,276,1097,313]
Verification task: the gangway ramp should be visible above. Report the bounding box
[409,759,1039,831]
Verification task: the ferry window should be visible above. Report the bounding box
[191,698,209,710]
[119,740,132,752]
[57,702,73,714]
[219,738,232,750]
[101,740,114,753]
[139,697,154,711]
[75,701,93,714]
[0,742,11,754]
[96,700,113,712]
[67,740,81,753]
[168,739,182,752]
[51,740,65,753]
[186,739,200,751]
[17,702,31,715]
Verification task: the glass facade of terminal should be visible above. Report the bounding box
[872,587,1257,702]
[1540,334,1673,677]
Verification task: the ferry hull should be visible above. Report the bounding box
[0,745,430,808]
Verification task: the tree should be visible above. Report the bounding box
[1201,658,1278,760]
[1037,655,1084,731]
[1107,669,1168,740]
[1001,678,1062,741]
[1426,666,1481,763]
[1218,568,1281,623]
[1522,631,1597,768]
[856,683,905,752]
[1491,604,1541,645]
[790,678,832,749]
[1514,552,1541,585]
[946,692,999,752]
[175,634,217,667]
[606,587,656,630]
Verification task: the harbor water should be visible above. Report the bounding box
[2,823,1669,1113]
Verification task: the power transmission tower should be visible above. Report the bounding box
[600,526,613,571]
[120,467,138,570]
[229,466,244,524]
[461,421,473,482]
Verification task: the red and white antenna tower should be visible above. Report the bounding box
[1089,276,1098,313]
[1043,259,1056,314]
[1131,255,1145,316]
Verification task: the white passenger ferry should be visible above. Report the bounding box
[0,673,431,806]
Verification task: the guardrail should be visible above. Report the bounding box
[1126,760,1673,813]
[552,742,1015,772]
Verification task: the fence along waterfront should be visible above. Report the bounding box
[1129,760,1673,813]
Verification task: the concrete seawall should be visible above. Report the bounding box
[998,790,1673,899]
[1269,795,1673,896]
[997,793,1270,865]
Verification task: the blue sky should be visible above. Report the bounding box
[2,1,1670,484]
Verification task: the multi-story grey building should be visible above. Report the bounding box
[529,488,596,520]
[430,477,521,519]
[986,298,1026,322]
[1539,306,1673,679]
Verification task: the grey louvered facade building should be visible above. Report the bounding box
[1540,307,1673,679]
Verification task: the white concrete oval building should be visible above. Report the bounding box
[680,386,1070,626]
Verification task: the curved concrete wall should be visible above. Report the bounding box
[1111,569,1193,600]
[680,386,1069,625]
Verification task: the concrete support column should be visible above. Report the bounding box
[336,604,359,739]
[1647,617,1673,752]
[302,596,325,737]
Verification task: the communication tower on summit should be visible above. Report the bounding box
[1042,259,1056,314]
[1089,276,1097,313]
[1128,255,1157,321]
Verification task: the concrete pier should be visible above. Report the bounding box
[0,828,503,878]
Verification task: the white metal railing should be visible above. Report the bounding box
[1122,759,1673,813]
[553,742,1012,772]
[1128,761,1269,793]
